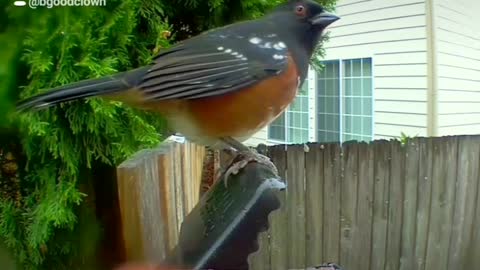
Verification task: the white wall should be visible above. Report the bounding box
[434,0,480,136]
[245,0,430,146]
[324,0,429,139]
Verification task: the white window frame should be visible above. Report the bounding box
[267,57,375,144]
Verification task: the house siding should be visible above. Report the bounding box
[325,0,429,139]
[245,0,429,146]
[434,0,480,135]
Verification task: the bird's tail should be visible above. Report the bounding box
[16,67,149,111]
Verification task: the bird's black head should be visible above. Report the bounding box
[267,0,339,58]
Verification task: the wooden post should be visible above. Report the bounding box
[116,140,205,264]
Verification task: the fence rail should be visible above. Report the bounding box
[116,135,480,270]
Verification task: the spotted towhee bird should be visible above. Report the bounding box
[17,0,339,180]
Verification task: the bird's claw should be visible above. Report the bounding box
[222,149,279,187]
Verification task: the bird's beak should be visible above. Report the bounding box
[310,11,340,28]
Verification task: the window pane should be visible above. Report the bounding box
[318,130,326,140]
[326,97,334,113]
[312,58,374,143]
[363,78,372,96]
[363,58,372,77]
[343,60,351,77]
[326,80,336,96]
[302,113,309,128]
[326,64,334,78]
[353,97,362,115]
[363,117,373,135]
[290,99,300,111]
[353,116,362,134]
[352,59,362,77]
[269,126,285,141]
[333,115,339,132]
[332,62,339,77]
[295,113,302,126]
[318,100,325,113]
[352,78,362,96]
[344,97,352,114]
[268,113,286,141]
[318,114,326,130]
[316,80,324,96]
[362,98,372,115]
[344,116,352,133]
[344,78,352,96]
[318,66,326,78]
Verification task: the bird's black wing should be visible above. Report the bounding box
[139,22,291,100]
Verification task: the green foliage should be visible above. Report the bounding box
[0,0,337,269]
[398,132,419,146]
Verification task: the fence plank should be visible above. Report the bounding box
[181,143,193,214]
[414,138,433,270]
[117,160,143,261]
[118,150,169,263]
[323,143,342,263]
[385,141,405,270]
[158,144,179,251]
[424,137,458,270]
[448,136,480,269]
[248,230,271,270]
[371,140,391,270]
[286,144,306,268]
[399,139,420,270]
[466,142,480,268]
[172,144,184,234]
[268,145,288,270]
[248,143,273,270]
[339,143,358,269]
[305,143,325,266]
[351,142,374,270]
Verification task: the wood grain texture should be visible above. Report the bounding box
[286,144,306,268]
[399,139,420,270]
[323,143,341,263]
[371,140,390,270]
[339,142,358,269]
[117,141,205,263]
[267,145,288,270]
[305,143,325,266]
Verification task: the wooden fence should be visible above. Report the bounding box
[250,135,480,270]
[116,135,480,270]
[116,139,206,264]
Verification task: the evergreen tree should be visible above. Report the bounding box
[0,0,337,269]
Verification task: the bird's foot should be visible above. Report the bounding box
[222,148,279,187]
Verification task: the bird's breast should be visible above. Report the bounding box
[181,54,300,143]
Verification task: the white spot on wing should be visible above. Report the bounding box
[273,42,287,50]
[217,46,224,51]
[249,37,262,44]
[231,52,238,56]
[225,49,232,53]
[267,34,277,38]
[262,42,272,49]
[273,54,285,60]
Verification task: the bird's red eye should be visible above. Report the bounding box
[295,5,306,16]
